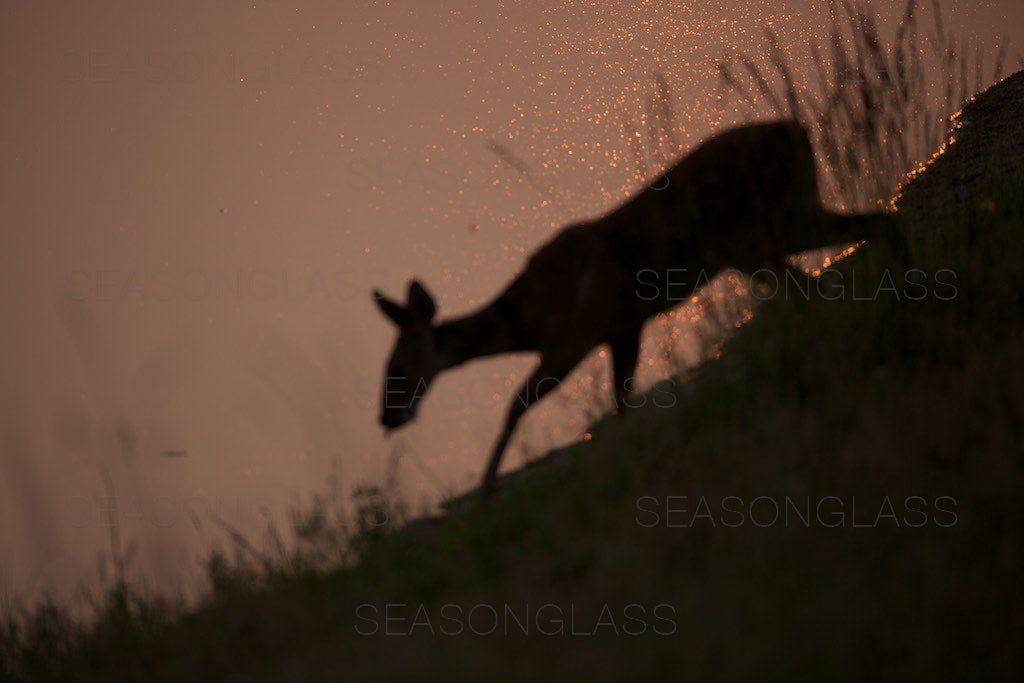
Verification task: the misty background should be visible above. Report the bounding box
[1,0,1020,607]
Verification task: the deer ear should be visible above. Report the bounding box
[407,279,436,322]
[372,290,407,326]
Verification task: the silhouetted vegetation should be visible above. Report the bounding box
[3,1,1022,680]
[717,0,1011,209]
[5,166,1020,682]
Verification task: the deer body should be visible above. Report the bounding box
[374,120,901,499]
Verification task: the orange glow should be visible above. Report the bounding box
[889,105,969,210]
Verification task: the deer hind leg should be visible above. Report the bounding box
[775,259,814,306]
[609,327,643,415]
[870,213,910,269]
[480,351,584,500]
[825,210,910,269]
[746,261,802,305]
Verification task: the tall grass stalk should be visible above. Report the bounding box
[717,0,1010,211]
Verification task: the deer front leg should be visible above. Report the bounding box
[481,352,583,501]
[609,327,642,414]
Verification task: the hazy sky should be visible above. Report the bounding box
[2,0,1022,606]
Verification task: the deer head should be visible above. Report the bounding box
[372,279,442,431]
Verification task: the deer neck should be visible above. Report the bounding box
[435,299,525,369]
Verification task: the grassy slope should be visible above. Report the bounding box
[5,178,1024,681]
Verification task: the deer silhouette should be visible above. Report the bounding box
[373,120,904,500]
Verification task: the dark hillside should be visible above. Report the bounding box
[4,72,1024,683]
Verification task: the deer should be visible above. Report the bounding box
[372,120,906,501]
